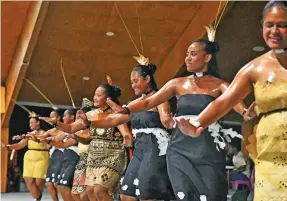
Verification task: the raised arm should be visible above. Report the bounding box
[90,113,131,128]
[49,137,77,148]
[40,117,86,133]
[127,79,176,114]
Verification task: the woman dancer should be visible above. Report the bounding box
[175,1,287,201]
[103,38,248,200]
[2,116,49,201]
[44,109,63,201]
[78,63,175,201]
[44,109,80,201]
[41,83,132,201]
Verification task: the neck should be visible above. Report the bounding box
[273,49,287,68]
[144,88,154,96]
[99,105,110,112]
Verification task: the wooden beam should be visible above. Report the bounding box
[1,1,50,193]
[1,86,6,113]
[1,128,9,193]
[1,1,50,128]
[155,1,229,87]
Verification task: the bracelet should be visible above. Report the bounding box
[85,119,91,128]
[188,119,201,128]
[123,106,131,115]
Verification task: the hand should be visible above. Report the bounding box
[161,112,175,129]
[244,102,257,121]
[76,110,90,127]
[174,118,204,137]
[123,134,133,147]
[39,117,57,125]
[12,135,24,141]
[106,98,126,114]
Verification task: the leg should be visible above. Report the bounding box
[46,182,59,201]
[94,185,113,201]
[71,193,82,201]
[80,191,90,201]
[58,186,75,201]
[24,177,41,199]
[35,178,45,195]
[86,186,98,201]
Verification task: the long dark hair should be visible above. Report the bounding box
[132,63,158,91]
[66,108,77,121]
[99,84,122,105]
[192,39,221,79]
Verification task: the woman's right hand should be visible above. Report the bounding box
[106,98,126,114]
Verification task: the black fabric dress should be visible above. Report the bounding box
[57,146,79,188]
[45,147,63,183]
[167,94,228,201]
[120,111,174,200]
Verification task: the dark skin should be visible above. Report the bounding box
[76,71,174,135]
[1,118,48,201]
[76,70,173,201]
[174,5,287,137]
[41,86,132,201]
[104,42,247,124]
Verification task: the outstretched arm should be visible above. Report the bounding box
[129,80,175,113]
[91,113,131,128]
[5,139,28,150]
[40,117,86,133]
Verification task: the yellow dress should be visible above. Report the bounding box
[252,81,287,201]
[23,140,50,179]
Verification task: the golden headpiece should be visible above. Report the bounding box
[133,54,149,66]
[204,1,228,42]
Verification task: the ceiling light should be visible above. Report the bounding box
[106,32,114,36]
[82,76,90,81]
[253,46,265,52]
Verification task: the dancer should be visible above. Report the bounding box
[100,36,249,200]
[44,109,63,201]
[44,109,80,201]
[2,116,49,201]
[41,82,132,201]
[77,62,175,201]
[175,1,287,201]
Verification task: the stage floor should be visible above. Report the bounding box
[1,191,240,201]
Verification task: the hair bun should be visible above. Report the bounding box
[113,85,122,98]
[147,63,157,74]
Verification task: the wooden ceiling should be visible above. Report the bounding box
[2,1,267,122]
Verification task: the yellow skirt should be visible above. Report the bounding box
[23,150,49,179]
